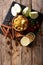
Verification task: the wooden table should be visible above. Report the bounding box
[0,0,43,65]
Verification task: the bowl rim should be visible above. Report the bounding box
[12,15,29,32]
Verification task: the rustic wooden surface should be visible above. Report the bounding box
[0,0,43,65]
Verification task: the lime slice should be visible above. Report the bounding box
[29,12,38,19]
[20,36,30,46]
[11,7,17,16]
[22,7,31,17]
[14,4,22,13]
[11,4,22,16]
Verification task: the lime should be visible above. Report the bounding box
[14,4,22,13]
[11,7,17,16]
[22,7,31,17]
[29,12,38,19]
[11,4,22,16]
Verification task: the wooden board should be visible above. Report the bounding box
[0,0,43,65]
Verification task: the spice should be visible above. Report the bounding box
[7,40,11,45]
[12,26,15,39]
[0,24,15,39]
[0,24,11,29]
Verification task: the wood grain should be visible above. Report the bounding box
[32,0,43,13]
[32,0,43,65]
[0,35,2,65]
[32,35,42,65]
[21,47,31,65]
[0,35,11,65]
[0,0,3,65]
[21,0,32,8]
[12,40,21,65]
[0,0,3,24]
[2,0,13,21]
[15,0,20,3]
[0,0,43,65]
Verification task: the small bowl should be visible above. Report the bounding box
[12,15,29,32]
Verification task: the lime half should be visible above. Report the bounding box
[29,12,38,19]
[22,7,31,17]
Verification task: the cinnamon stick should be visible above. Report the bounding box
[1,26,12,38]
[15,31,24,38]
[0,24,11,29]
[5,28,10,37]
[0,24,15,39]
[2,27,6,33]
[8,31,13,39]
[1,27,5,35]
[12,26,15,39]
